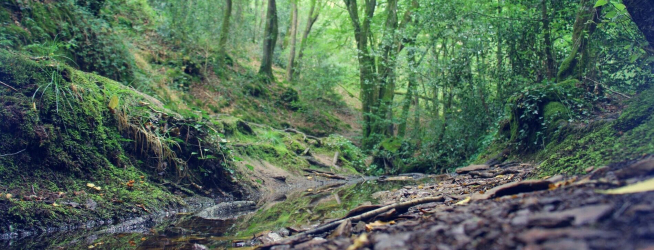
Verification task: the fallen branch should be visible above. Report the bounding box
[0,80,18,92]
[583,77,632,99]
[0,149,26,157]
[303,156,332,168]
[260,196,444,248]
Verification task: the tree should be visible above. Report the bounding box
[557,0,600,81]
[218,0,232,70]
[622,0,654,48]
[286,0,299,81]
[259,0,278,80]
[295,0,320,79]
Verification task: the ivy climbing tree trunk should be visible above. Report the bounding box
[377,0,400,137]
[295,0,320,79]
[259,0,278,81]
[286,0,298,81]
[344,0,378,149]
[623,0,654,49]
[218,0,232,70]
[556,0,600,82]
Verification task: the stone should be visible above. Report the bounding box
[328,219,351,239]
[85,199,97,211]
[456,165,490,174]
[615,158,654,179]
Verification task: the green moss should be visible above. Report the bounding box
[538,87,654,176]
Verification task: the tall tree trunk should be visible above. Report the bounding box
[218,0,232,69]
[623,0,654,49]
[377,0,400,137]
[259,0,278,80]
[496,0,504,102]
[541,0,555,79]
[253,0,260,43]
[556,0,600,81]
[295,0,320,79]
[344,0,378,149]
[286,0,298,81]
[397,0,420,137]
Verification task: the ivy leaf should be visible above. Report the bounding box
[612,3,626,11]
[594,0,608,8]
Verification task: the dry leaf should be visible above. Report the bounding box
[108,95,119,110]
[347,233,369,250]
[365,221,395,232]
[598,177,654,194]
[455,197,471,205]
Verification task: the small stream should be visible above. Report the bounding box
[1,178,425,249]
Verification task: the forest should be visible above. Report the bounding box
[0,0,653,249]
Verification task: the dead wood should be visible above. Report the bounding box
[259,196,444,248]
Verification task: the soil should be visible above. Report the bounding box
[258,157,654,250]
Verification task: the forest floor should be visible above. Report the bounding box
[257,157,654,250]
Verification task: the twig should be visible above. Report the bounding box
[0,149,26,157]
[583,77,632,99]
[260,196,444,248]
[0,80,18,92]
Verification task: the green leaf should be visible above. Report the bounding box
[108,95,119,109]
[612,3,626,11]
[594,0,608,7]
[246,164,254,171]
[604,10,617,19]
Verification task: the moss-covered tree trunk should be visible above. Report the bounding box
[344,0,379,149]
[218,0,232,70]
[259,0,278,81]
[542,0,555,79]
[556,0,600,82]
[286,0,298,81]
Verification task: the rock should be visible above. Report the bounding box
[328,219,351,239]
[456,165,490,174]
[518,228,618,244]
[85,199,97,211]
[615,158,654,179]
[372,233,412,250]
[353,221,367,233]
[527,213,574,228]
[294,237,327,249]
[554,204,614,226]
[267,232,283,242]
[192,243,208,250]
[541,239,590,250]
[472,180,551,200]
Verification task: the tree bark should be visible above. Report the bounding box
[541,0,555,79]
[295,0,320,79]
[556,0,600,81]
[398,0,420,137]
[259,0,278,81]
[218,0,232,69]
[286,0,299,81]
[344,0,378,149]
[623,0,654,49]
[377,0,400,137]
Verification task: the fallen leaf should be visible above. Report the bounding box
[418,185,424,189]
[495,175,505,178]
[365,221,394,232]
[141,237,146,241]
[128,240,136,246]
[598,177,654,194]
[347,233,369,250]
[307,189,314,192]
[455,197,471,205]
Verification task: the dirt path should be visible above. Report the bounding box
[259,157,654,250]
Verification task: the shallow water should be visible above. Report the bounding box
[1,179,422,249]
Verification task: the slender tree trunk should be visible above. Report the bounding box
[218,0,232,69]
[622,0,654,49]
[259,0,278,80]
[295,0,319,79]
[286,0,299,81]
[496,0,504,101]
[377,0,400,137]
[397,0,420,137]
[556,0,600,81]
[253,0,259,43]
[542,0,555,79]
